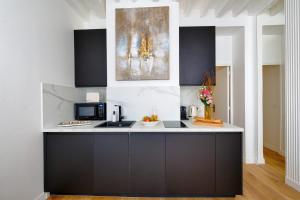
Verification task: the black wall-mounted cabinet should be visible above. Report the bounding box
[74,29,107,87]
[179,26,216,86]
[44,131,242,197]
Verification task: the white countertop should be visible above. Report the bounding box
[43,120,244,133]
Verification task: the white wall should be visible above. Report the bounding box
[216,36,232,66]
[263,35,282,65]
[232,29,245,129]
[104,0,180,121]
[0,1,83,199]
[106,0,179,87]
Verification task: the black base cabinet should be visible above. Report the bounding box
[130,133,166,195]
[44,134,94,195]
[166,133,215,195]
[216,133,243,196]
[94,134,129,195]
[44,132,242,197]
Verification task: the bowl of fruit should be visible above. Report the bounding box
[142,115,159,127]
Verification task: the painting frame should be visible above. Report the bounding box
[115,6,170,81]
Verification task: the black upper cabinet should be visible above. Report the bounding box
[44,133,94,195]
[130,133,166,195]
[94,134,129,195]
[74,29,107,87]
[179,26,216,86]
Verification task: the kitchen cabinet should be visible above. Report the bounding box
[216,133,243,195]
[44,131,242,197]
[44,133,94,195]
[179,26,216,86]
[130,133,166,195]
[166,133,215,195]
[94,134,129,195]
[74,29,107,87]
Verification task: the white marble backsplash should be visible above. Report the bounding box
[180,86,205,117]
[42,83,106,128]
[42,83,208,126]
[107,86,180,121]
[181,86,200,106]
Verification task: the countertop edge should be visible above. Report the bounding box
[42,120,244,133]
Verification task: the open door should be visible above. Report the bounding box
[214,66,231,123]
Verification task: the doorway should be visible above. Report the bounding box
[214,66,231,123]
[263,65,285,167]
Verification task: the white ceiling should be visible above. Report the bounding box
[65,0,284,20]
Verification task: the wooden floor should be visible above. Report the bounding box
[49,148,300,200]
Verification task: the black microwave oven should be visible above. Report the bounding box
[75,102,106,120]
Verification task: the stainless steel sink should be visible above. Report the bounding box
[95,121,135,128]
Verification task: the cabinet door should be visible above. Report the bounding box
[74,29,107,87]
[44,133,94,195]
[94,134,129,195]
[216,133,242,195]
[179,26,216,86]
[130,133,166,195]
[166,133,215,195]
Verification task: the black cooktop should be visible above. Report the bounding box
[163,121,187,128]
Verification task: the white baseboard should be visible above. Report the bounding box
[245,155,257,164]
[34,192,49,200]
[286,177,300,192]
[257,156,265,164]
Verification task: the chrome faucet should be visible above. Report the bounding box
[114,105,124,122]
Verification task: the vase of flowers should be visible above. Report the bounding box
[199,86,214,120]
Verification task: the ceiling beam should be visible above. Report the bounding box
[182,0,197,17]
[98,0,106,18]
[65,0,90,20]
[269,0,284,16]
[248,0,279,16]
[199,0,211,17]
[215,0,234,18]
[232,0,252,17]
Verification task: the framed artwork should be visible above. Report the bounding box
[115,6,169,81]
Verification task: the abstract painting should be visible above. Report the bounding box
[115,7,169,81]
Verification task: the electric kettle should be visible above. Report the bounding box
[188,105,198,118]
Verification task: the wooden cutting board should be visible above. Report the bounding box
[193,121,224,127]
[193,117,224,127]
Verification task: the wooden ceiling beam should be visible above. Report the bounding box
[248,0,279,16]
[232,0,252,17]
[269,0,284,16]
[65,0,90,20]
[215,0,234,18]
[199,0,211,17]
[182,0,197,17]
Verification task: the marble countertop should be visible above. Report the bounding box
[43,120,244,133]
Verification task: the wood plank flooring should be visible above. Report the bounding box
[48,148,300,200]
